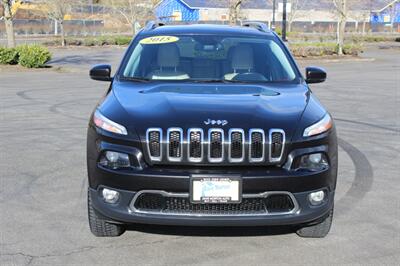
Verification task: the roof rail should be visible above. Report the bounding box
[144,21,165,31]
[242,21,269,33]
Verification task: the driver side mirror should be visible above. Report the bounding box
[90,64,112,82]
[305,67,327,84]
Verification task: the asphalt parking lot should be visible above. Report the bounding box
[1,44,399,265]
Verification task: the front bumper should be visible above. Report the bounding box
[89,186,334,226]
[87,125,338,227]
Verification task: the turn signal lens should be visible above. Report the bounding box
[303,113,332,137]
[93,110,127,135]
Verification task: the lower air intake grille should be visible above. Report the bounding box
[265,194,295,213]
[164,197,266,215]
[132,192,296,215]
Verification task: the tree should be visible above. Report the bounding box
[44,0,73,47]
[106,0,154,34]
[388,2,398,33]
[229,0,242,25]
[332,0,347,55]
[1,0,16,48]
[287,0,309,32]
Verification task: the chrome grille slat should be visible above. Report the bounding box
[249,129,265,162]
[228,129,245,162]
[269,129,285,162]
[208,129,224,163]
[167,128,183,161]
[188,128,204,162]
[146,128,162,161]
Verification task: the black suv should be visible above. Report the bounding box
[87,22,337,238]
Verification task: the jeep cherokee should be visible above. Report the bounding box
[87,22,337,238]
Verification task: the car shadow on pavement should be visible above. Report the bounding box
[125,224,295,237]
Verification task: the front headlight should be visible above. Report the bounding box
[93,110,127,135]
[297,153,329,172]
[303,113,332,137]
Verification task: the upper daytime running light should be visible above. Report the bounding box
[303,113,332,137]
[93,110,127,135]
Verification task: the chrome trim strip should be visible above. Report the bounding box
[129,190,300,217]
[146,128,163,161]
[249,129,265,162]
[187,128,204,163]
[228,128,245,163]
[269,129,286,163]
[208,128,224,163]
[166,127,183,162]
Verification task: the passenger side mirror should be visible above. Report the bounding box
[305,67,326,84]
[90,64,112,82]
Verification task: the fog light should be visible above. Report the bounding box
[102,188,120,204]
[309,153,322,164]
[309,190,325,205]
[99,151,130,169]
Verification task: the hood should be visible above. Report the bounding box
[111,82,309,140]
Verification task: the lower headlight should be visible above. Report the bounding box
[297,153,329,171]
[99,151,131,169]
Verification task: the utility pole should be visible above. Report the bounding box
[282,0,287,41]
[272,0,276,30]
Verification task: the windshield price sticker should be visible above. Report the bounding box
[139,36,179,45]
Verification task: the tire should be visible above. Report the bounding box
[87,189,125,237]
[296,206,334,238]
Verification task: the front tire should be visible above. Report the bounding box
[87,189,125,237]
[296,207,334,238]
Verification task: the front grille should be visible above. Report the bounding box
[132,192,297,215]
[145,128,285,164]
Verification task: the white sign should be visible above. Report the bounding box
[278,3,292,13]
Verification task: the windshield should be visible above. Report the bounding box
[121,35,298,83]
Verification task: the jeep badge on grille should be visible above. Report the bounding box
[204,119,228,126]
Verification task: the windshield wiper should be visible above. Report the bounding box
[120,76,151,82]
[188,79,242,84]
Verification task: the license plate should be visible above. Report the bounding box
[190,176,242,203]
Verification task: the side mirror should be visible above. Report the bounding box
[305,67,327,84]
[90,64,112,81]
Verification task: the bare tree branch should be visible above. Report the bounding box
[1,0,16,47]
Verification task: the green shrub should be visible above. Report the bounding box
[0,47,19,65]
[115,36,131,45]
[289,42,363,57]
[17,45,52,68]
